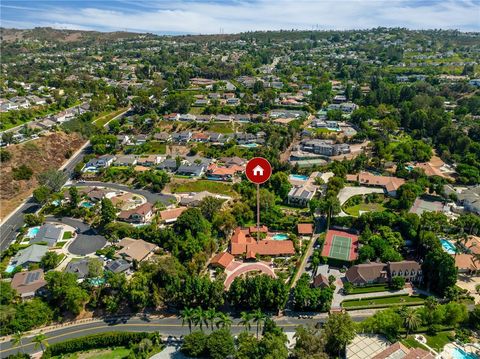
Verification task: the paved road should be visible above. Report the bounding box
[46,217,106,255]
[0,313,370,357]
[68,181,177,206]
[0,143,91,252]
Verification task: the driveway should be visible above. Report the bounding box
[337,186,385,205]
[47,217,106,255]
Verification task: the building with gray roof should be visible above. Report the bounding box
[10,244,48,268]
[30,224,63,247]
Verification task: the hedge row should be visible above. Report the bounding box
[42,332,152,358]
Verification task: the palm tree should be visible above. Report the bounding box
[192,307,205,332]
[180,307,195,333]
[11,332,25,354]
[239,311,252,332]
[33,333,48,354]
[216,312,232,329]
[204,308,217,331]
[252,309,266,339]
[403,308,421,337]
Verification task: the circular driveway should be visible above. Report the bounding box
[47,217,106,255]
[224,262,276,289]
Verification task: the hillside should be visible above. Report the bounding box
[0,132,85,219]
[0,27,149,43]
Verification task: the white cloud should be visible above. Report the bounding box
[3,0,480,33]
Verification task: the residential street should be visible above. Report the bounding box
[0,312,373,357]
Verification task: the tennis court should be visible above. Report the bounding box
[321,229,359,262]
[328,234,352,261]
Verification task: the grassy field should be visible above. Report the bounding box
[343,202,386,216]
[63,231,73,240]
[94,107,128,128]
[425,331,454,351]
[206,122,235,134]
[143,141,167,154]
[170,179,237,196]
[401,337,430,351]
[348,284,391,295]
[342,295,425,309]
[51,347,131,359]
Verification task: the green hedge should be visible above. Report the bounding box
[42,332,152,358]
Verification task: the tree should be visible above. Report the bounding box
[174,208,210,237]
[37,170,67,192]
[204,308,217,330]
[199,197,224,221]
[32,333,48,353]
[269,172,292,200]
[236,332,260,359]
[215,312,232,329]
[180,307,195,334]
[45,272,89,315]
[402,308,421,337]
[292,325,328,359]
[192,307,206,332]
[10,332,25,355]
[32,186,51,204]
[181,331,207,357]
[240,311,252,332]
[0,282,17,305]
[390,276,406,290]
[87,258,104,278]
[422,250,457,296]
[323,312,356,357]
[69,186,80,207]
[100,198,116,226]
[206,328,235,359]
[40,252,61,271]
[252,309,266,339]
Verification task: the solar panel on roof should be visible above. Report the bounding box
[25,271,40,284]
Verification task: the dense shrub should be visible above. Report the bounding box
[42,332,153,358]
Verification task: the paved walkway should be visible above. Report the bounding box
[224,262,276,289]
[337,186,384,217]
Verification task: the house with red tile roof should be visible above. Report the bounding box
[346,172,405,196]
[230,227,295,259]
[210,252,234,269]
[297,223,314,236]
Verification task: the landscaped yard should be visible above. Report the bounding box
[342,294,425,309]
[206,122,235,134]
[348,284,391,295]
[63,231,73,240]
[170,179,237,196]
[51,346,131,359]
[425,331,455,351]
[342,193,387,216]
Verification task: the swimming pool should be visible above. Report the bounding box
[290,174,309,181]
[240,143,260,148]
[451,347,478,359]
[440,239,457,255]
[5,265,15,273]
[272,233,289,240]
[81,201,94,208]
[26,226,40,238]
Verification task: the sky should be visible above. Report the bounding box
[1,0,479,34]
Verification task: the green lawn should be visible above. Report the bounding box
[94,108,128,128]
[425,331,454,351]
[63,232,73,240]
[170,179,237,196]
[348,284,391,295]
[55,241,69,248]
[343,202,386,216]
[51,347,131,359]
[207,122,235,134]
[144,141,167,154]
[401,337,430,351]
[342,295,425,309]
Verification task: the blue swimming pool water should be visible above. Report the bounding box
[272,233,289,240]
[290,174,309,181]
[240,143,259,148]
[440,239,457,255]
[26,226,40,238]
[5,265,15,273]
[51,200,61,206]
[81,201,94,208]
[451,347,478,359]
